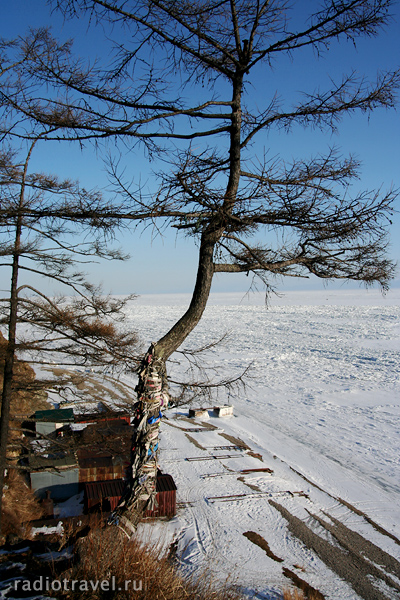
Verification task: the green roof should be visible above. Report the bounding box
[35,408,74,422]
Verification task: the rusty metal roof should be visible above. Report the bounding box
[76,412,130,423]
[84,479,125,500]
[84,474,176,503]
[156,474,177,493]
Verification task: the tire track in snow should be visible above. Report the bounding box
[271,500,400,600]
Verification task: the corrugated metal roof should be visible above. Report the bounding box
[84,479,125,500]
[156,474,177,493]
[35,408,74,422]
[84,474,176,496]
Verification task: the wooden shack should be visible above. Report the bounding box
[78,450,128,483]
[83,473,177,518]
[84,479,125,512]
[76,418,132,484]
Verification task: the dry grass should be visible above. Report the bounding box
[1,469,43,540]
[59,524,242,600]
[283,588,323,600]
[283,589,306,600]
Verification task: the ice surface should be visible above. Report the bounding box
[121,289,400,599]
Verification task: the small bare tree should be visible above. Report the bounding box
[0,139,140,535]
[1,0,398,532]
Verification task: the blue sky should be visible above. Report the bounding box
[1,1,399,297]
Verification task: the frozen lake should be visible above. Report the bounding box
[125,288,400,599]
[128,289,400,502]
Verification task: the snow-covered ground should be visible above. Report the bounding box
[125,288,400,600]
[6,288,398,600]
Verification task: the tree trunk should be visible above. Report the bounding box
[110,344,168,535]
[110,232,217,535]
[0,143,35,536]
[0,202,23,537]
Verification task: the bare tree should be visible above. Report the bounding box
[0,139,140,535]
[0,0,398,532]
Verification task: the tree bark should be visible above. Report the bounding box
[0,174,25,538]
[0,142,37,536]
[0,267,19,537]
[155,232,218,359]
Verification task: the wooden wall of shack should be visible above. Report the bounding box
[84,473,177,518]
[144,474,177,518]
[85,479,125,512]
